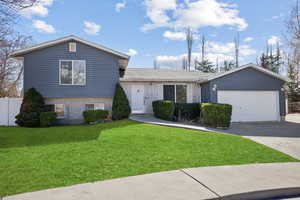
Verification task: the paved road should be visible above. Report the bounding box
[4,163,300,200]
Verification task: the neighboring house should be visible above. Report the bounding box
[121,65,288,122]
[11,35,130,124]
[11,36,288,123]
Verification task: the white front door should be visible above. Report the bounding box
[131,85,145,113]
[217,90,280,122]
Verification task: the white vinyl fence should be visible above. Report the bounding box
[0,98,22,126]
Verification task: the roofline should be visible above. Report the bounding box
[201,64,289,83]
[9,35,130,60]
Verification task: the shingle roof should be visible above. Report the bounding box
[120,68,217,83]
[120,64,288,83]
[10,35,130,60]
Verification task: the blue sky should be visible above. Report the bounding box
[15,0,295,69]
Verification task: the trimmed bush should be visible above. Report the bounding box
[40,112,57,127]
[15,88,45,127]
[174,103,201,121]
[152,100,175,121]
[83,109,109,124]
[112,83,131,120]
[201,103,232,128]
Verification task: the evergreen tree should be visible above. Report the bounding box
[112,83,131,120]
[15,88,45,127]
[222,60,235,72]
[195,59,216,73]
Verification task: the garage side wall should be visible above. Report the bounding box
[201,68,286,116]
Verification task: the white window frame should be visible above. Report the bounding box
[163,84,187,103]
[85,103,105,111]
[54,104,65,119]
[69,42,76,52]
[59,60,86,86]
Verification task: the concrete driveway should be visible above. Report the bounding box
[227,114,300,159]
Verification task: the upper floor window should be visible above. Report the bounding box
[59,60,86,85]
[69,42,76,52]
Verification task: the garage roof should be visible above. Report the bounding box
[204,64,289,82]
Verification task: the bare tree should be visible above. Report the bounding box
[234,32,239,68]
[185,27,194,71]
[0,0,37,40]
[201,35,205,64]
[0,34,32,97]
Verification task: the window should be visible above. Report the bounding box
[69,42,76,52]
[55,104,65,118]
[60,60,86,85]
[163,85,187,103]
[176,85,187,103]
[85,103,105,111]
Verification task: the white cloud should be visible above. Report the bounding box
[84,21,101,35]
[32,20,56,33]
[20,0,54,18]
[244,37,253,42]
[267,35,281,45]
[142,0,177,30]
[127,49,138,56]
[155,41,256,69]
[142,0,247,31]
[115,1,126,12]
[163,31,186,40]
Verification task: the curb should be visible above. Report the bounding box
[208,187,300,200]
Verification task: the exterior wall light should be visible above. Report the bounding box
[212,84,217,91]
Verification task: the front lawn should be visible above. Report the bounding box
[0,120,297,197]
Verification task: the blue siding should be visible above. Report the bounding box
[23,41,120,98]
[200,68,286,116]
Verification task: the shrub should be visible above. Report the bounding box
[15,112,40,127]
[83,109,109,124]
[174,103,201,121]
[40,112,57,127]
[112,83,131,120]
[15,88,45,127]
[201,103,232,128]
[152,100,175,121]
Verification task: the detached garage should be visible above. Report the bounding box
[201,64,287,122]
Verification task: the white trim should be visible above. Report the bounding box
[59,60,86,86]
[10,35,130,60]
[205,64,289,82]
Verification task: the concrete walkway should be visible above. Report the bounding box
[5,163,300,200]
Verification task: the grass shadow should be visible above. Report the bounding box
[0,120,138,148]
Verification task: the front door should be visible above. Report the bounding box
[131,85,145,113]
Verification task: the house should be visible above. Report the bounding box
[11,36,288,123]
[120,65,288,122]
[11,35,130,124]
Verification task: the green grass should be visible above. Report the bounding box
[0,120,297,197]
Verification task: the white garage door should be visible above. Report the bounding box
[217,91,280,122]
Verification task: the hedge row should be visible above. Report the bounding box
[152,100,201,121]
[152,100,175,121]
[152,100,232,128]
[83,110,109,124]
[201,103,232,128]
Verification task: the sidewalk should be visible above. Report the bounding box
[4,163,300,200]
